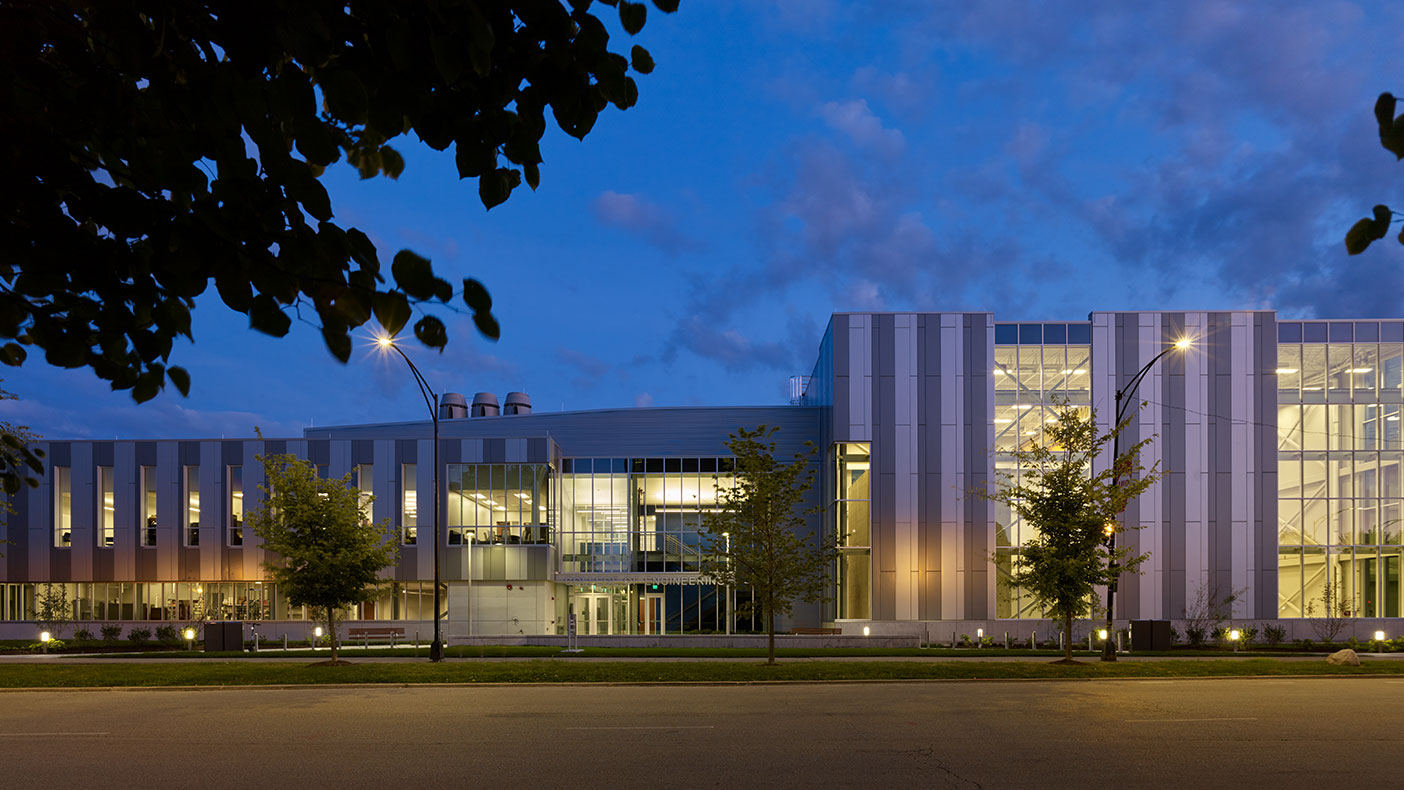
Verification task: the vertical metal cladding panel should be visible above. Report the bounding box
[157,441,179,581]
[917,314,940,620]
[329,439,352,480]
[113,442,136,583]
[69,442,94,581]
[240,440,267,582]
[26,442,51,582]
[1256,313,1279,617]
[965,315,994,621]
[417,438,437,583]
[832,315,852,442]
[873,314,897,621]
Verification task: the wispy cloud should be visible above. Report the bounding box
[591,191,701,255]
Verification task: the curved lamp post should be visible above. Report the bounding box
[1101,336,1191,662]
[377,335,445,662]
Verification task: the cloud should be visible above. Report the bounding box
[818,99,906,156]
[634,392,654,408]
[591,191,700,255]
[556,347,610,391]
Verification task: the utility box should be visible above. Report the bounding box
[1131,620,1172,652]
[205,621,244,652]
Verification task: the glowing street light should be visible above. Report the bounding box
[40,631,51,654]
[1102,335,1193,662]
[183,627,196,651]
[375,332,445,662]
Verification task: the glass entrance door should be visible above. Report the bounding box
[639,594,664,635]
[573,593,614,635]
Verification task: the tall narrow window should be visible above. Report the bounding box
[833,444,871,620]
[354,464,373,524]
[228,466,243,546]
[402,463,417,545]
[54,467,72,547]
[98,467,114,547]
[184,466,200,547]
[141,466,157,546]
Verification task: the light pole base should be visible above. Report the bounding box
[429,640,444,662]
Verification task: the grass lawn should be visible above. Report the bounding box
[0,658,1400,688]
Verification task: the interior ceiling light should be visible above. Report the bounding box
[1352,368,1374,373]
[1276,368,1299,374]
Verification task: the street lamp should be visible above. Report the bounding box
[377,334,446,662]
[1101,336,1192,662]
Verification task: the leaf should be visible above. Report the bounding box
[473,310,500,340]
[322,322,352,363]
[248,294,292,337]
[380,146,405,179]
[619,1,647,34]
[373,291,412,335]
[413,315,448,350]
[523,161,540,191]
[1344,207,1393,255]
[461,278,493,314]
[630,45,655,74]
[391,249,436,299]
[167,366,191,396]
[430,34,467,85]
[479,167,520,209]
[0,342,27,366]
[651,0,680,11]
[1378,93,1404,160]
[317,70,368,124]
[346,228,380,272]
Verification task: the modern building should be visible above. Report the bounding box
[3,310,1401,640]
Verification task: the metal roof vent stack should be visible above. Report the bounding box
[439,392,468,420]
[471,391,500,417]
[503,392,532,415]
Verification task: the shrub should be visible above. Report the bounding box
[155,625,180,645]
[28,639,65,652]
[1185,626,1207,646]
[127,627,152,644]
[1239,625,1258,646]
[100,624,122,643]
[74,628,93,641]
[1262,624,1286,647]
[1169,627,1182,645]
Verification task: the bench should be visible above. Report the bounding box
[347,626,408,646]
[788,627,843,636]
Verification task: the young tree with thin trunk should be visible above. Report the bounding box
[988,404,1159,663]
[701,426,835,666]
[248,450,397,664]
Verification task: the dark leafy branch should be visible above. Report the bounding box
[1345,92,1404,254]
[0,0,677,492]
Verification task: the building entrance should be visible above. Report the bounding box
[573,593,614,635]
[639,593,664,635]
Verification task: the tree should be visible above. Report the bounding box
[1181,581,1244,647]
[35,583,73,640]
[0,0,678,492]
[700,426,835,666]
[987,405,1158,663]
[1345,92,1404,254]
[247,449,398,664]
[1305,577,1354,644]
[0,382,44,512]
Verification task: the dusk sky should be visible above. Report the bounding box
[7,0,1404,440]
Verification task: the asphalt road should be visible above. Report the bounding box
[2,678,1399,788]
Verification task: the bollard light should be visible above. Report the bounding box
[863,626,870,637]
[1375,630,1386,641]
[1229,629,1240,641]
[183,627,195,641]
[1098,629,1108,640]
[40,631,51,643]
[976,628,984,639]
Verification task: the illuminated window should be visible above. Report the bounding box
[98,466,114,547]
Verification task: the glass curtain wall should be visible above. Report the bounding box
[558,458,734,633]
[993,323,1092,618]
[1278,321,1404,618]
[446,463,553,544]
[834,443,871,619]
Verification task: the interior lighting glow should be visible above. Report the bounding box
[994,418,1013,424]
[1352,368,1374,374]
[1059,369,1088,375]
[1276,368,1299,374]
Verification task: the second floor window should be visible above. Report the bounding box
[184,466,200,547]
[228,466,243,546]
[141,466,157,546]
[402,463,417,545]
[99,466,114,547]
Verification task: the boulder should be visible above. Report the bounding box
[1326,648,1360,666]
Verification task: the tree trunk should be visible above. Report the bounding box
[327,609,338,663]
[1063,613,1073,662]
[767,609,776,666]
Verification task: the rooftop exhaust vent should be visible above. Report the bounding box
[504,391,532,415]
[439,392,468,420]
[471,391,500,417]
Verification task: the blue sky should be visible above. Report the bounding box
[7,0,1404,440]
